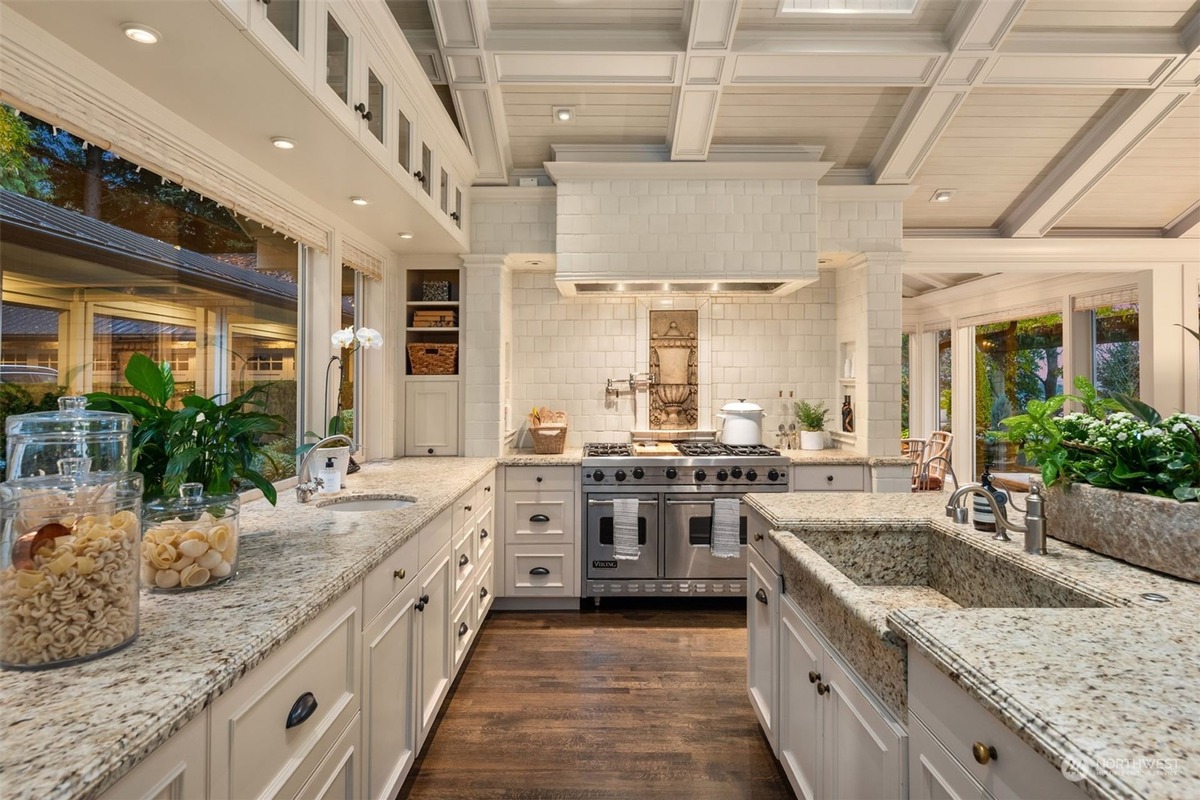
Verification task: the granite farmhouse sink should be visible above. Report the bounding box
[799,526,1113,609]
[320,497,415,513]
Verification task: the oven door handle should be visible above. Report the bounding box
[664,498,718,506]
[586,498,659,507]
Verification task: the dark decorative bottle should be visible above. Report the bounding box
[972,465,1007,533]
[841,395,854,433]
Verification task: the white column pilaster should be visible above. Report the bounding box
[462,254,505,457]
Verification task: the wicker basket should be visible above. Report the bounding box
[530,426,568,455]
[408,343,457,375]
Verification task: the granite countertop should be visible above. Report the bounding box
[745,491,1200,800]
[498,447,583,466]
[495,445,901,468]
[0,457,496,800]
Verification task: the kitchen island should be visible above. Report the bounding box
[745,491,1200,800]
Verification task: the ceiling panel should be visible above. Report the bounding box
[737,0,960,31]
[385,0,435,31]
[488,0,686,31]
[503,86,674,168]
[1014,0,1200,32]
[903,89,1122,229]
[1055,93,1200,230]
[712,87,911,169]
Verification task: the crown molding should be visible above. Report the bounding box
[545,160,834,182]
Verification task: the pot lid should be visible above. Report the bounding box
[721,399,764,413]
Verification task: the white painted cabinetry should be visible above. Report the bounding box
[415,540,453,748]
[98,711,209,800]
[747,546,779,756]
[404,380,460,456]
[791,465,865,492]
[500,466,579,598]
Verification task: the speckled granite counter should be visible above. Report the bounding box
[745,490,1200,800]
[0,457,496,800]
[498,447,582,466]
[780,449,910,467]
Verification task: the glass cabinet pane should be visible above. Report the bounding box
[398,109,411,171]
[266,0,300,50]
[326,14,349,104]
[454,188,463,228]
[440,169,449,213]
[367,69,385,143]
[421,144,432,196]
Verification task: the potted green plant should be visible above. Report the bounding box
[297,325,384,476]
[86,353,285,503]
[794,400,830,451]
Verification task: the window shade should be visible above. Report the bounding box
[341,240,384,282]
[960,301,1062,328]
[1072,287,1138,312]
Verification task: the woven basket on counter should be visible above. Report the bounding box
[408,343,457,375]
[530,426,568,455]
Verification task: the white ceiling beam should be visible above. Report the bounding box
[429,0,512,184]
[668,0,742,161]
[1165,200,1200,238]
[871,0,1026,185]
[905,236,1200,270]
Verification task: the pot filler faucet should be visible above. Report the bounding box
[945,478,1048,555]
[296,434,356,503]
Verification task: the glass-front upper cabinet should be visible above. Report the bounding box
[247,0,316,78]
[324,11,351,106]
[419,143,433,198]
[355,42,392,165]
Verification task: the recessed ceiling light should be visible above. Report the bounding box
[350,196,368,206]
[528,260,542,266]
[553,106,574,123]
[271,137,296,150]
[661,283,671,292]
[930,189,955,203]
[121,23,161,45]
[398,232,414,240]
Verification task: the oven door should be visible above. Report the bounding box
[585,494,660,579]
[663,494,748,580]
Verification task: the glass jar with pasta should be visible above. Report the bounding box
[141,483,239,592]
[0,461,142,669]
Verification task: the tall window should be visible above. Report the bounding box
[936,328,952,432]
[975,312,1064,475]
[1092,303,1140,398]
[335,266,359,440]
[900,332,910,438]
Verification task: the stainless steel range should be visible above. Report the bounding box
[582,441,790,601]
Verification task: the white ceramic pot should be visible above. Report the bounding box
[799,430,825,451]
[316,445,351,479]
[716,399,764,446]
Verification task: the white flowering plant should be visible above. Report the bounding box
[996,376,1200,502]
[296,327,384,469]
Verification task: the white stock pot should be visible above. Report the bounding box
[716,399,764,446]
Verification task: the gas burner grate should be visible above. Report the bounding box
[584,443,633,457]
[723,444,782,457]
[675,442,730,457]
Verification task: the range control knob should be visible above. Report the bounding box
[746,469,758,482]
[767,469,781,482]
[731,467,743,479]
[694,469,707,482]
[665,467,678,480]
[592,470,605,482]
[716,469,729,482]
[615,470,627,482]
[632,467,645,480]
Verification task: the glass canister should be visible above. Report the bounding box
[0,461,142,669]
[142,483,239,591]
[5,396,132,480]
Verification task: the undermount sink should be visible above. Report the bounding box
[321,497,414,513]
[801,526,1112,609]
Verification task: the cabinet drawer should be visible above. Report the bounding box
[418,507,452,570]
[294,713,361,800]
[475,555,495,624]
[362,535,418,627]
[474,471,497,511]
[452,521,477,600]
[476,504,495,562]
[450,590,475,674]
[99,710,208,800]
[505,492,576,544]
[909,715,987,800]
[504,466,576,493]
[504,545,577,597]
[210,590,359,800]
[792,465,864,492]
[910,652,1088,800]
[451,489,475,536]
[747,507,781,572]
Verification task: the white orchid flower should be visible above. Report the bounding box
[356,327,384,349]
[331,326,356,348]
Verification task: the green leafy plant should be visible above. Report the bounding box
[794,400,831,432]
[994,376,1200,502]
[86,353,284,503]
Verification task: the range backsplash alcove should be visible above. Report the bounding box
[649,310,698,430]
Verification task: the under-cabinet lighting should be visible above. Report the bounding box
[553,107,574,123]
[711,283,720,291]
[350,196,369,206]
[661,283,671,291]
[930,189,955,203]
[122,23,161,45]
[271,137,296,150]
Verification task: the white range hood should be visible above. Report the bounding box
[545,158,833,296]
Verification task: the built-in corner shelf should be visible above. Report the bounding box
[405,269,461,377]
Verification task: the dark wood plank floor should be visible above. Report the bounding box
[400,599,794,800]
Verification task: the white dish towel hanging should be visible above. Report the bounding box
[711,498,742,559]
[612,497,641,560]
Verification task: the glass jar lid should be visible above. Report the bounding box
[144,482,238,519]
[5,395,132,438]
[0,463,144,515]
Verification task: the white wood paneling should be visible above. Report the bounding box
[1014,0,1200,32]
[903,88,1120,228]
[1056,93,1200,229]
[737,0,960,31]
[488,0,686,31]
[503,86,673,168]
[712,87,910,168]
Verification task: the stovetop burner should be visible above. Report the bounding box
[584,443,633,457]
[674,442,781,457]
[722,444,783,457]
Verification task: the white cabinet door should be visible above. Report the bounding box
[294,715,361,800]
[247,0,316,81]
[405,380,459,456]
[822,648,907,800]
[416,542,453,748]
[779,595,823,800]
[747,548,779,754]
[909,716,988,800]
[98,711,208,800]
[362,585,418,800]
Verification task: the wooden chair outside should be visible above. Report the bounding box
[902,438,927,490]
[913,431,954,491]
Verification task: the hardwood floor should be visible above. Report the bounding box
[400,599,794,800]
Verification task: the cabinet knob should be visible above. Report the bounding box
[480,528,489,540]
[480,587,489,599]
[458,622,469,637]
[415,593,430,611]
[536,475,543,483]
[285,692,318,729]
[808,671,821,684]
[464,504,472,512]
[971,742,997,765]
[459,554,470,567]
[353,102,371,121]
[530,566,551,576]
[754,588,768,605]
[413,170,425,183]
[393,568,406,580]
[816,682,830,696]
[753,532,764,541]
[427,448,434,455]
[484,485,492,492]
[826,474,834,482]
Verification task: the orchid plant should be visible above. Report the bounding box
[324,325,383,438]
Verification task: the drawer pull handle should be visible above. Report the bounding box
[464,504,472,512]
[826,474,834,481]
[530,514,550,523]
[808,671,821,684]
[416,593,430,611]
[816,682,830,696]
[285,692,318,729]
[753,532,764,541]
[754,588,768,605]
[536,476,543,483]
[459,554,470,567]
[529,566,551,576]
[393,568,406,580]
[972,742,997,765]
[480,587,489,599]
[480,528,489,540]
[458,622,469,637]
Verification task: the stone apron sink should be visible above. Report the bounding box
[319,497,415,513]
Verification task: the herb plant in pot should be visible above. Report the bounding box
[795,400,830,451]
